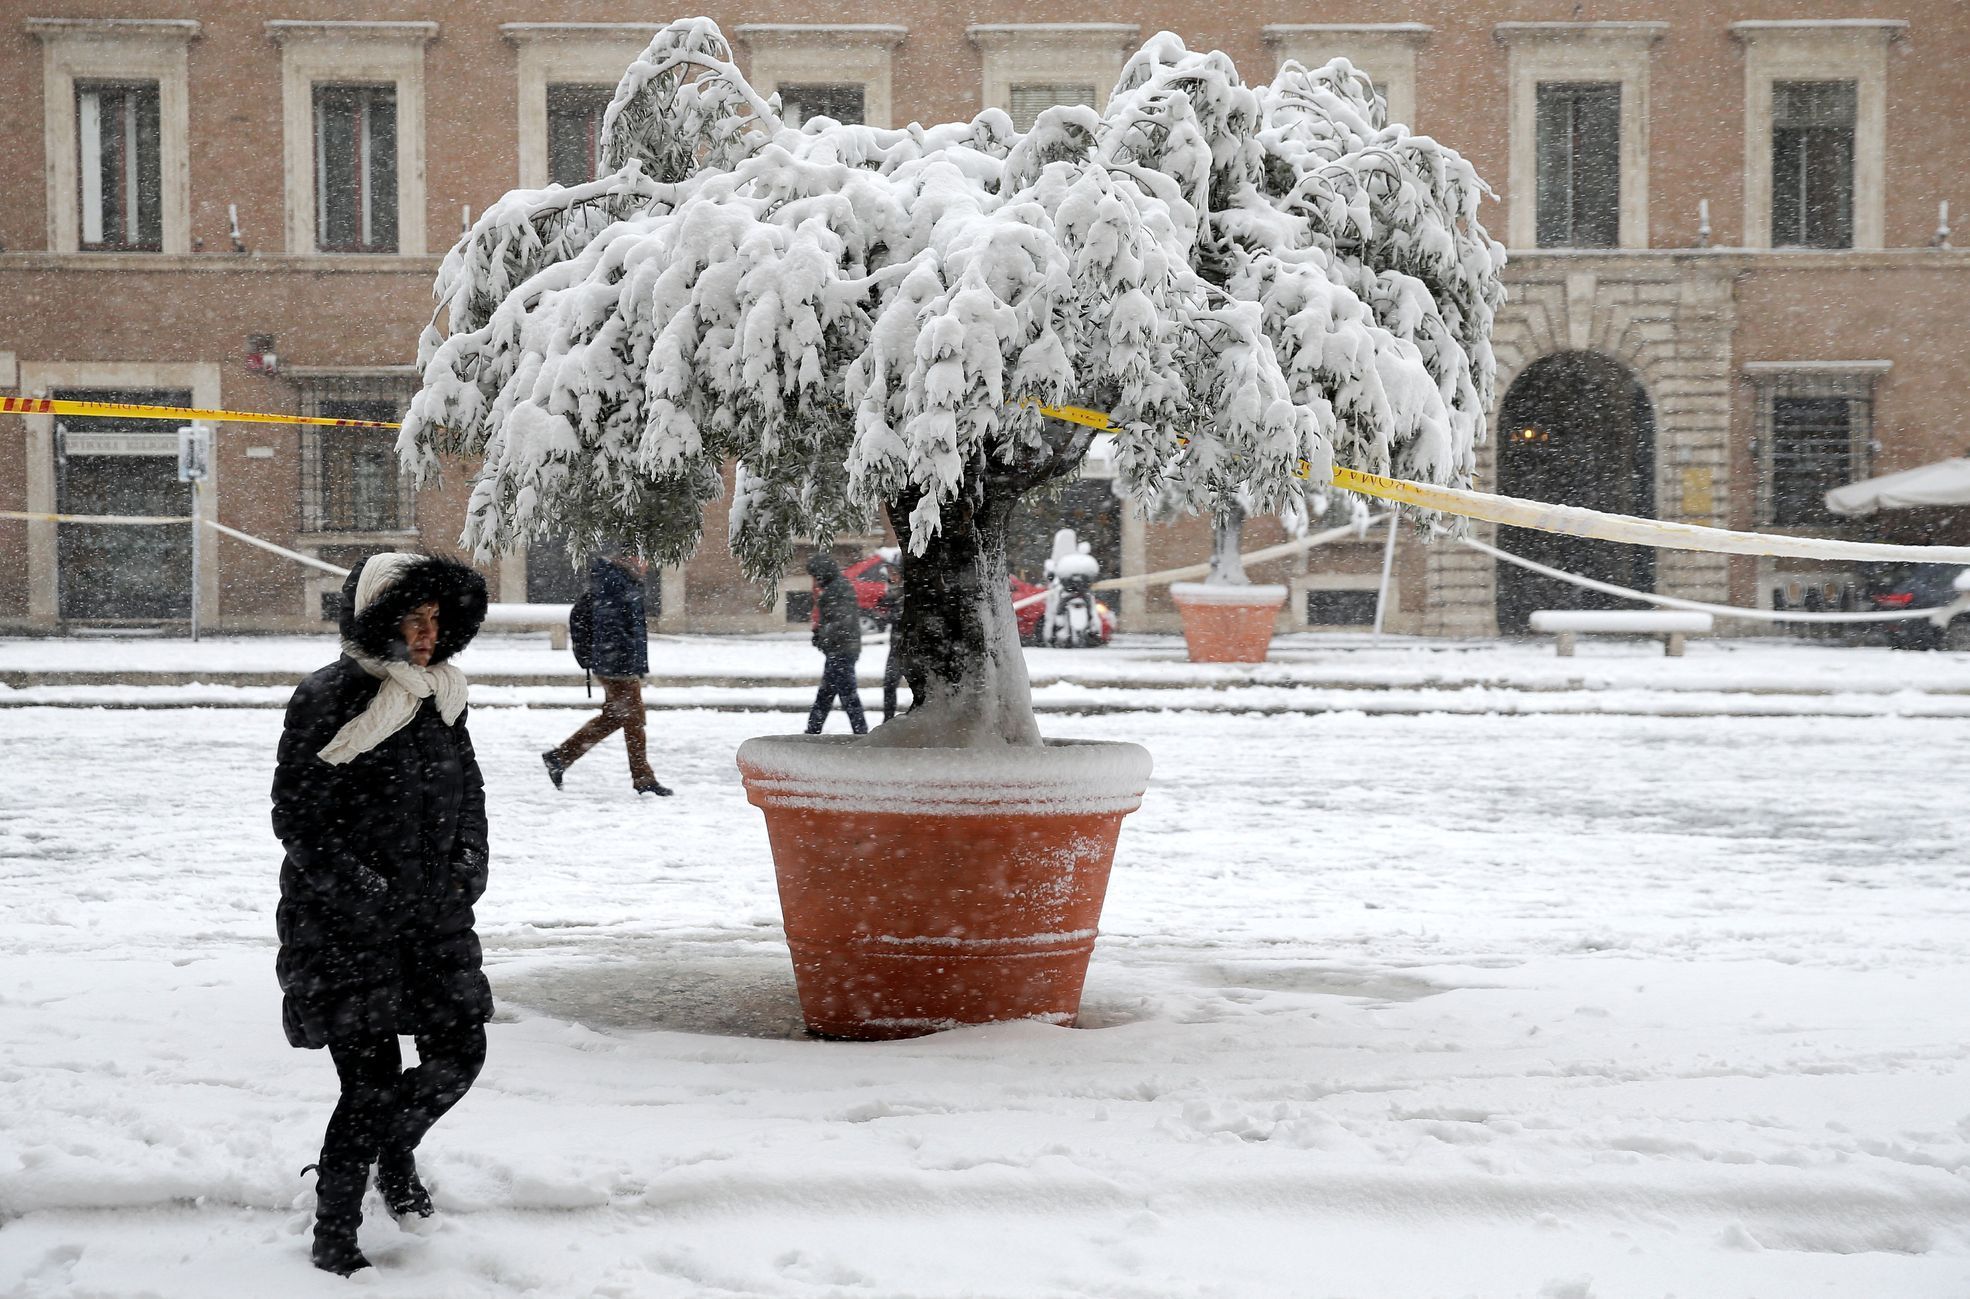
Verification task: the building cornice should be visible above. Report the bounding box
[967,23,1139,50]
[26,17,199,43]
[1729,20,1908,45]
[1741,359,1893,376]
[736,24,908,48]
[265,20,438,46]
[500,23,660,45]
[1493,22,1668,47]
[0,253,444,274]
[1263,24,1432,47]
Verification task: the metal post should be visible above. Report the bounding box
[1371,512,1399,642]
[189,476,201,642]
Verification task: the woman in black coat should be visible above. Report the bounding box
[272,552,491,1276]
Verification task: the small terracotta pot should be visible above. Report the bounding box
[737,735,1153,1040]
[1170,582,1289,663]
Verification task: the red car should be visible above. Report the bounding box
[821,551,1114,644]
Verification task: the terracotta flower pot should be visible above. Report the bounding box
[737,735,1153,1040]
[1169,582,1289,663]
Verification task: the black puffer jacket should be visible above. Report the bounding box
[272,555,492,1049]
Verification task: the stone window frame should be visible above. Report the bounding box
[1743,360,1890,529]
[1495,22,1666,252]
[737,25,907,131]
[27,18,198,256]
[1261,24,1432,129]
[966,24,1139,125]
[16,359,221,622]
[268,20,436,257]
[502,24,658,188]
[1730,21,1905,253]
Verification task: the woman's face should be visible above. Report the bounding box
[400,601,440,667]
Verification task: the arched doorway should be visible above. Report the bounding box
[1494,352,1656,633]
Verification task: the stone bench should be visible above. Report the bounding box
[481,602,572,650]
[1527,609,1715,657]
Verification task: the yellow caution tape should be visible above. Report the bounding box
[1033,403,1118,432]
[12,395,1969,565]
[0,395,400,430]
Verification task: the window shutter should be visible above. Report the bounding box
[1009,83,1096,132]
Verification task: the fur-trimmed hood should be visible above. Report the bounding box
[337,554,488,665]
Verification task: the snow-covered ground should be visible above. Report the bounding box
[2,698,1967,1297]
[4,633,1969,717]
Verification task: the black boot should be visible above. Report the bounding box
[376,1148,434,1221]
[304,1161,372,1276]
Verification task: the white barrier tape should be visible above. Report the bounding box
[1463,535,1969,626]
[1338,467,1970,566]
[202,519,351,577]
[1089,515,1390,594]
[1,509,190,526]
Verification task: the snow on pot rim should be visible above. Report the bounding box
[736,734,1152,816]
[1169,583,1290,607]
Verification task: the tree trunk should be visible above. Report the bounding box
[870,487,1042,748]
[1207,503,1249,585]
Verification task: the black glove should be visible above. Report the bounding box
[453,848,489,906]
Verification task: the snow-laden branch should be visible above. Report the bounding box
[401,19,1503,585]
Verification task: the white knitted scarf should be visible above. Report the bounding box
[317,552,469,766]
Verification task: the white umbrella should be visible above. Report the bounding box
[1824,458,1970,516]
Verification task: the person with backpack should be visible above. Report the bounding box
[542,546,673,796]
[805,552,868,735]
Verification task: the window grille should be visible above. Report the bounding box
[1305,589,1379,626]
[546,84,613,187]
[298,386,416,534]
[1534,82,1620,248]
[314,84,398,252]
[1009,83,1096,131]
[1754,373,1875,527]
[76,82,162,251]
[1772,80,1855,249]
[778,83,866,128]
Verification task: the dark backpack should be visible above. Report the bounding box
[569,590,596,669]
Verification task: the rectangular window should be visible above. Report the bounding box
[76,82,162,251]
[1305,589,1379,626]
[546,84,612,187]
[301,396,415,533]
[1009,83,1096,131]
[779,83,866,128]
[1757,376,1874,527]
[1535,82,1620,248]
[1772,80,1855,248]
[313,84,398,253]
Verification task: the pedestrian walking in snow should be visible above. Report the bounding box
[542,547,673,796]
[805,552,867,734]
[271,552,493,1277]
[879,580,910,723]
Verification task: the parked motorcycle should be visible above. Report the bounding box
[1042,529,1105,649]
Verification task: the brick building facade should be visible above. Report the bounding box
[3,3,1966,635]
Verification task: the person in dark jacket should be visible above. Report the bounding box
[805,552,867,735]
[541,548,672,795]
[878,578,911,723]
[272,552,493,1276]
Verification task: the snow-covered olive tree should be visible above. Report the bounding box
[402,19,1504,748]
